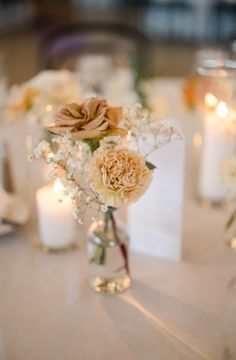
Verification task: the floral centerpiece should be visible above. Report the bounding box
[4,70,82,205]
[7,69,82,126]
[31,97,181,294]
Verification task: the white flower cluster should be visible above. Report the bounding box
[122,103,182,157]
[99,135,128,151]
[30,134,107,224]
[29,140,51,160]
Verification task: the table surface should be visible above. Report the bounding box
[0,79,236,360]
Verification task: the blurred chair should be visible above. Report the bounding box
[213,1,236,42]
[39,22,151,75]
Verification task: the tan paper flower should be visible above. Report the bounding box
[89,148,153,207]
[47,97,126,140]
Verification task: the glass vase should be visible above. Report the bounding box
[87,208,131,294]
[225,210,236,251]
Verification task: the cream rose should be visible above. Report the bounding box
[8,70,81,116]
[8,86,39,113]
[47,97,127,140]
[89,148,153,207]
[29,70,81,103]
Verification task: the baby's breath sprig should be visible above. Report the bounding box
[30,134,105,223]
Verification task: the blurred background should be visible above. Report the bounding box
[1,3,236,358]
[0,0,236,85]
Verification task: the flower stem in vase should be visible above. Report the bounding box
[109,209,130,276]
[87,207,131,294]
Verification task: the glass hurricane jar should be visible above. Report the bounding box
[196,60,236,205]
[87,208,131,294]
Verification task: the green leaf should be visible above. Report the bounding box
[146,161,156,170]
[104,207,116,234]
[84,139,100,153]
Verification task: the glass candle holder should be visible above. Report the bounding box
[34,179,78,253]
[196,60,236,204]
[26,119,79,252]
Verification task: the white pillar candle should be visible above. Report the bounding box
[36,180,76,249]
[199,97,236,202]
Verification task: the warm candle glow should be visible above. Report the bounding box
[229,237,236,249]
[193,132,202,148]
[36,182,75,249]
[126,130,132,141]
[204,93,218,108]
[199,97,235,202]
[46,104,53,112]
[54,179,64,193]
[216,101,228,118]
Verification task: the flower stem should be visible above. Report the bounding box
[109,210,130,276]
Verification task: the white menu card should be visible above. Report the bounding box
[128,134,185,261]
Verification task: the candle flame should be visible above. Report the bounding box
[204,93,218,108]
[216,101,228,118]
[54,179,64,193]
[126,130,132,141]
[46,104,53,112]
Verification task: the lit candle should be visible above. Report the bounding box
[199,94,236,202]
[36,180,76,249]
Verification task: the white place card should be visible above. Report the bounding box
[128,129,185,261]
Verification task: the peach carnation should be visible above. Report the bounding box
[89,148,153,207]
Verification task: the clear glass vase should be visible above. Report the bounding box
[87,208,131,294]
[225,219,236,251]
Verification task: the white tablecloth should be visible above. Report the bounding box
[0,79,235,360]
